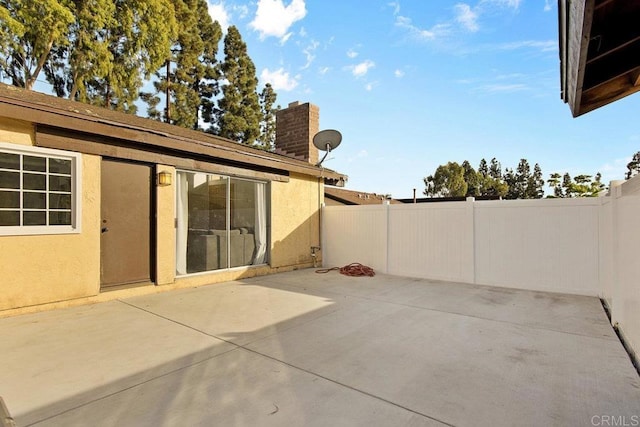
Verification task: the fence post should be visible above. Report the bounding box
[466,197,476,284]
[384,200,390,274]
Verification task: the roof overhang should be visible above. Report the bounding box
[0,84,347,186]
[559,0,640,116]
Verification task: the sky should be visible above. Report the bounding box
[207,0,640,198]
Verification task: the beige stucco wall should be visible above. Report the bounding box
[0,117,34,146]
[270,173,321,268]
[0,124,323,312]
[156,166,176,285]
[0,146,101,311]
[173,172,322,290]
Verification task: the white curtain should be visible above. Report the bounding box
[175,172,189,275]
[253,182,267,264]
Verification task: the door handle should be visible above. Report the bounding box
[101,227,109,233]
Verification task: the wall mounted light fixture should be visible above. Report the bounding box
[158,171,172,186]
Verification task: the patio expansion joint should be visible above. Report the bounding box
[116,300,456,426]
[235,344,457,427]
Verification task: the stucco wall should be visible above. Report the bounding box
[0,150,101,310]
[270,173,320,268]
[1,120,323,311]
[0,117,34,146]
[156,166,176,285]
[170,173,322,289]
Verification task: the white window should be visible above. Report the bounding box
[0,143,82,235]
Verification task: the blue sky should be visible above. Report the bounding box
[209,0,640,198]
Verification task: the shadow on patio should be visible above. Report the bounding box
[1,269,639,426]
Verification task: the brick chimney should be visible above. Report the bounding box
[275,101,319,165]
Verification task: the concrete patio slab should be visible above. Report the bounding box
[0,301,234,426]
[0,269,638,426]
[26,348,442,427]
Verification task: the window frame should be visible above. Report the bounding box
[175,168,270,276]
[0,143,82,236]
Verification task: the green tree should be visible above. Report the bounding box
[547,172,563,198]
[477,158,507,197]
[257,82,278,150]
[423,162,467,197]
[215,26,261,144]
[525,163,545,199]
[489,157,502,180]
[626,151,640,180]
[561,173,573,197]
[478,158,488,177]
[45,0,116,100]
[461,160,480,197]
[84,0,177,112]
[0,0,74,89]
[503,167,517,199]
[511,158,532,199]
[142,0,221,128]
[569,174,604,197]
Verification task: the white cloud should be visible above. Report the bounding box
[388,1,401,15]
[347,49,358,58]
[544,0,552,11]
[348,60,375,78]
[318,66,330,75]
[208,2,230,31]
[301,40,319,70]
[234,4,249,19]
[498,40,557,53]
[395,15,450,41]
[394,69,405,78]
[260,68,299,91]
[481,83,528,92]
[483,0,521,9]
[250,0,307,42]
[365,83,374,91]
[454,3,479,32]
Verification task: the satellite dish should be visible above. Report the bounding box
[313,129,342,166]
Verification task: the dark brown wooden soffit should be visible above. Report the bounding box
[0,84,347,186]
[560,0,640,116]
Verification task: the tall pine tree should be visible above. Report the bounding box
[215,25,261,144]
[142,0,221,129]
[525,163,544,199]
[257,83,278,150]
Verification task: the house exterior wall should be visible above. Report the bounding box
[156,166,176,286]
[1,121,324,313]
[0,122,101,310]
[0,117,34,145]
[270,173,321,268]
[172,172,322,290]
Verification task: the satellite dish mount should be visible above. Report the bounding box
[313,129,342,166]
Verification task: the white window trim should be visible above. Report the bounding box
[0,142,82,236]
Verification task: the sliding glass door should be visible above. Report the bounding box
[176,170,268,275]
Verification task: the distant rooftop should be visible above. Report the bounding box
[324,186,402,206]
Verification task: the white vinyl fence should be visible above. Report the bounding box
[322,177,640,356]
